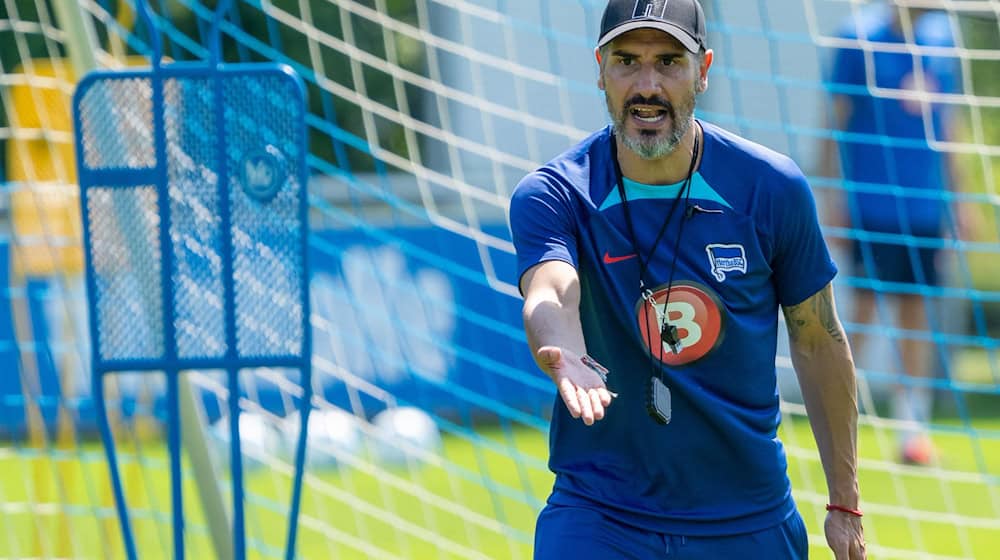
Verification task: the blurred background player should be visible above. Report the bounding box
[822,0,967,465]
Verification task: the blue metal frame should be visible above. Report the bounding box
[72,1,312,558]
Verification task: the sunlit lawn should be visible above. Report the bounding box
[2,415,998,559]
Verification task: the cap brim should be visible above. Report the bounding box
[597,21,701,53]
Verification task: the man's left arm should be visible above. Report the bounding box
[782,282,866,560]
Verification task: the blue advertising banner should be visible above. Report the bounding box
[0,225,552,436]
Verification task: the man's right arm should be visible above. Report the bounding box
[521,260,613,425]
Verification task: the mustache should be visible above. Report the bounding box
[624,95,674,115]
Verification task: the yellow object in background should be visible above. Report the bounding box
[8,55,150,278]
[8,59,82,278]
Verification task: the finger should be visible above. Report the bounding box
[589,389,605,421]
[577,386,594,425]
[537,346,564,371]
[558,377,581,418]
[597,387,614,406]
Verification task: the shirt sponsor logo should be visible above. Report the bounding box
[705,244,746,282]
[635,281,725,366]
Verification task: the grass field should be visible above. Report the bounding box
[1,414,999,559]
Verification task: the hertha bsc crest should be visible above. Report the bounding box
[705,244,747,282]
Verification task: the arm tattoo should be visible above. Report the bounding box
[815,286,847,343]
[783,303,808,342]
[783,284,846,345]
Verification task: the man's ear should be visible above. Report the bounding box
[697,49,714,93]
[595,47,605,90]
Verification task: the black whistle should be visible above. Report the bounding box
[661,323,680,353]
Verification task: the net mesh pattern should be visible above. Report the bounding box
[225,73,305,359]
[5,1,997,558]
[86,186,165,361]
[164,77,227,359]
[78,78,156,169]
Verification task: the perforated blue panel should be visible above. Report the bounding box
[224,74,306,359]
[85,185,165,361]
[164,77,226,360]
[74,64,311,560]
[78,78,155,169]
[75,66,309,369]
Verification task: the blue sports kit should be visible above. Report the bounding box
[511,121,837,542]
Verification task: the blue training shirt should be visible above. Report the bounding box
[828,5,960,236]
[510,121,837,536]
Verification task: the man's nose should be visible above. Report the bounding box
[633,64,663,96]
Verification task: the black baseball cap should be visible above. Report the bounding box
[597,0,707,53]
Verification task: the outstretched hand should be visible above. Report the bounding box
[825,511,866,559]
[536,346,614,426]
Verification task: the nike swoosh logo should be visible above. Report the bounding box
[603,252,637,265]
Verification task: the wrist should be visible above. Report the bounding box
[826,504,863,517]
[828,484,860,509]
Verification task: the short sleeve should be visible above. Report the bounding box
[829,41,864,92]
[509,171,579,292]
[771,168,838,307]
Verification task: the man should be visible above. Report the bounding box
[822,1,963,466]
[509,1,865,558]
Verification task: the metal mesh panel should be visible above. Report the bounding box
[164,77,226,359]
[86,186,164,361]
[225,74,305,359]
[78,78,155,169]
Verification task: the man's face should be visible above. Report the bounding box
[599,29,709,160]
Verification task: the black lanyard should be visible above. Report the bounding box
[610,130,700,350]
[608,128,701,425]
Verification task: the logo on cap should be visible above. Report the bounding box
[598,0,704,52]
[634,0,668,19]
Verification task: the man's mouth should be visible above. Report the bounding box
[629,106,669,124]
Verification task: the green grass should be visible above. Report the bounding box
[1,417,998,559]
[781,414,1000,559]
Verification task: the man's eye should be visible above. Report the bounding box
[660,58,677,66]
[619,57,635,66]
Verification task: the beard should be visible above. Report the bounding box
[607,87,697,160]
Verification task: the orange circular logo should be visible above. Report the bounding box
[635,281,725,366]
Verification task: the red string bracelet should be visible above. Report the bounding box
[826,504,863,517]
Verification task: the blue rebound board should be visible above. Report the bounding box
[72,2,311,559]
